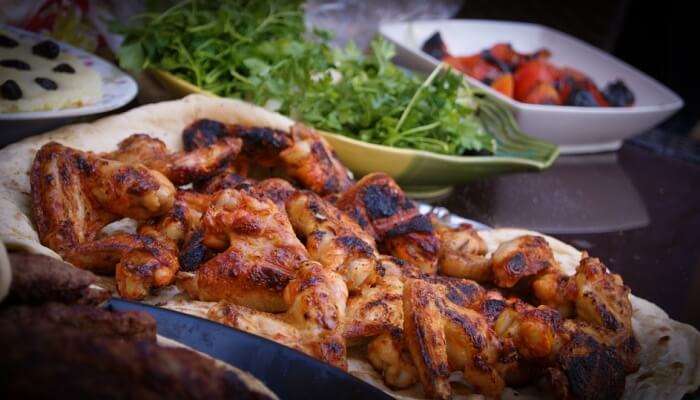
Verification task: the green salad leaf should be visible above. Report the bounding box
[114,0,496,155]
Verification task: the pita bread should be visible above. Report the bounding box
[0,95,697,399]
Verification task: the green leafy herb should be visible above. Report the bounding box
[114,0,497,155]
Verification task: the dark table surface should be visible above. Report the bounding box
[438,141,700,329]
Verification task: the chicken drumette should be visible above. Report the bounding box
[208,261,348,369]
[178,188,309,312]
[337,172,439,274]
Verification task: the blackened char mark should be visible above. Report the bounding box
[362,185,399,220]
[385,214,434,238]
[182,119,229,151]
[232,125,292,160]
[179,230,209,272]
[559,334,626,400]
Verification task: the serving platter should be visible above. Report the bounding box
[0,24,138,145]
[379,20,684,154]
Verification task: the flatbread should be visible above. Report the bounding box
[0,94,697,399]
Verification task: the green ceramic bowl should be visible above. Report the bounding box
[150,69,559,198]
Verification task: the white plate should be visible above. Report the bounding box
[0,25,138,144]
[380,20,684,154]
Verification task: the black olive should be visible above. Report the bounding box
[566,88,599,107]
[35,77,58,91]
[1,80,22,100]
[53,63,75,73]
[0,34,18,48]
[603,80,635,107]
[0,59,31,70]
[32,40,60,59]
[480,49,511,73]
[421,32,448,60]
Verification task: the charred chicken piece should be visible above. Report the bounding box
[367,330,419,389]
[178,188,308,312]
[64,233,179,300]
[337,172,439,274]
[208,261,348,369]
[431,216,491,282]
[195,168,253,194]
[494,299,629,400]
[570,256,639,373]
[403,278,505,398]
[491,235,557,288]
[6,253,109,305]
[286,191,378,291]
[30,142,175,258]
[278,124,353,196]
[105,133,242,186]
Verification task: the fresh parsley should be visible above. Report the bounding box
[115,0,496,155]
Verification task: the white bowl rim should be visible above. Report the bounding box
[379,19,684,115]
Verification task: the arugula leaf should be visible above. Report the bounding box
[114,0,496,155]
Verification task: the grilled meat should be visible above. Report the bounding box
[0,302,157,342]
[0,314,276,400]
[6,253,108,305]
[286,191,378,291]
[337,173,439,274]
[279,124,353,196]
[208,261,348,369]
[106,133,242,186]
[178,188,308,312]
[30,142,175,258]
[432,216,491,282]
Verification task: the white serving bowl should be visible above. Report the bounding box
[380,20,683,154]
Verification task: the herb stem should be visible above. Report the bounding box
[395,62,444,132]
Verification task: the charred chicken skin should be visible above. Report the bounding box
[432,216,491,282]
[30,142,176,280]
[31,142,176,258]
[105,133,242,186]
[208,261,348,369]
[28,118,640,400]
[178,188,309,312]
[337,172,439,274]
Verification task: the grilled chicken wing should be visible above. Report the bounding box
[178,188,308,312]
[432,216,491,282]
[278,124,353,196]
[286,191,378,291]
[105,133,242,186]
[491,235,557,288]
[403,278,505,399]
[30,142,175,257]
[337,173,439,274]
[208,261,348,369]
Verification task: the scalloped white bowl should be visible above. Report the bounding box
[380,20,684,154]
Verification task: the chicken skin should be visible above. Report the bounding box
[286,191,378,291]
[491,235,557,288]
[188,120,352,196]
[178,188,309,312]
[208,261,348,369]
[403,278,505,399]
[337,173,439,274]
[105,133,242,186]
[278,124,353,196]
[432,216,491,282]
[30,142,175,258]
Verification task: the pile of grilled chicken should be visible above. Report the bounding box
[30,120,639,399]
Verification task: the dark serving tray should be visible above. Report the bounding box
[107,299,391,400]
